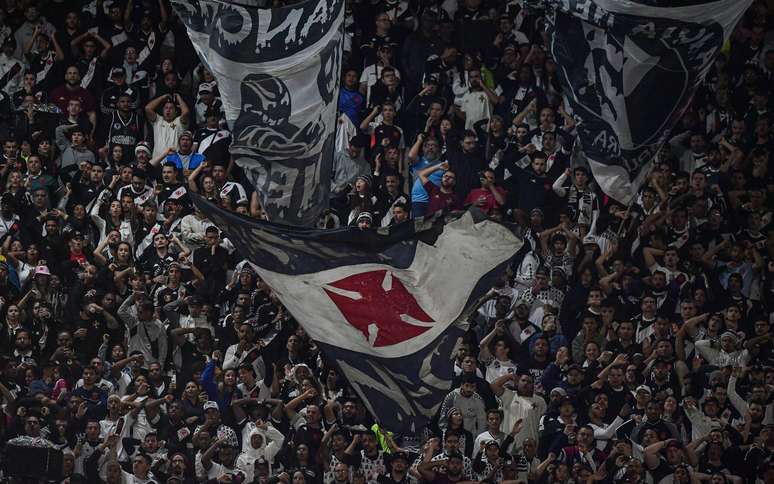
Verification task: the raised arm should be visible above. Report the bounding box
[406,133,425,165]
[174,93,190,126]
[144,94,169,123]
[418,160,448,185]
[490,372,515,397]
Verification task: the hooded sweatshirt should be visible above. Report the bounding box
[236,422,285,482]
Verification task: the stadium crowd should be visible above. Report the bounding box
[0,0,774,483]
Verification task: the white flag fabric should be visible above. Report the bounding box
[171,0,344,226]
[539,0,752,204]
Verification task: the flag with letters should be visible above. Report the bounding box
[194,196,522,433]
[171,0,344,226]
[538,0,751,204]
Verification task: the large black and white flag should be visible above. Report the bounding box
[171,0,344,226]
[194,196,522,432]
[540,0,751,204]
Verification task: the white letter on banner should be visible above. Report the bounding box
[301,0,331,39]
[255,8,303,49]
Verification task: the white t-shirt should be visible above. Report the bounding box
[460,86,502,130]
[151,115,184,158]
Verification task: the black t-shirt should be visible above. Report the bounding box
[139,249,177,277]
[193,246,229,285]
[601,383,632,423]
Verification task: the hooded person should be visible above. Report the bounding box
[237,420,285,481]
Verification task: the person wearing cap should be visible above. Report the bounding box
[356,211,373,230]
[360,45,401,105]
[201,424,244,482]
[165,130,205,176]
[134,141,153,166]
[419,446,469,483]
[347,173,376,224]
[194,83,223,126]
[472,409,507,458]
[378,450,414,483]
[101,67,139,114]
[472,438,507,482]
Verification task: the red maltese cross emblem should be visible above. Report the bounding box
[323,269,435,347]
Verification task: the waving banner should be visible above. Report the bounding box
[541,0,751,204]
[194,196,522,433]
[171,0,344,226]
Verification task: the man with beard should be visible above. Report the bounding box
[438,375,487,436]
[332,135,369,198]
[50,66,97,131]
[491,372,547,449]
[509,297,539,346]
[417,161,462,215]
[452,354,497,410]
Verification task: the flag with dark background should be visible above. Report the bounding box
[171,0,344,226]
